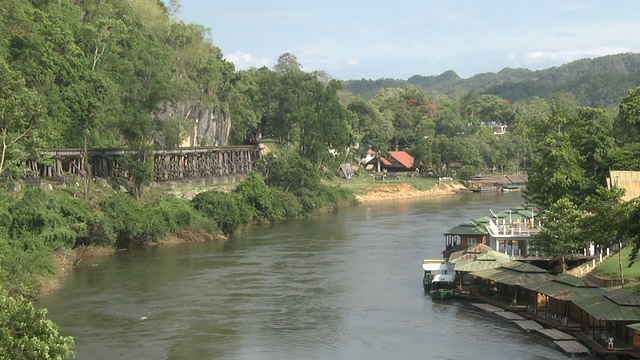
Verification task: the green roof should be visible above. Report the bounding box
[449,244,513,273]
[449,244,494,262]
[627,323,640,330]
[522,274,605,301]
[552,273,601,288]
[444,219,490,235]
[573,288,640,321]
[453,255,512,273]
[444,206,540,236]
[473,262,552,286]
[500,261,549,273]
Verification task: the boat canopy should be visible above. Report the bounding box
[432,274,456,283]
[422,259,448,272]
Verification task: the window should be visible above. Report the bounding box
[467,238,477,245]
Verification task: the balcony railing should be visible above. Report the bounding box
[487,218,542,238]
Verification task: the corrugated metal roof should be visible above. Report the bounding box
[522,274,605,301]
[474,268,552,286]
[444,219,490,235]
[500,261,548,273]
[553,273,600,288]
[449,244,494,262]
[627,323,640,330]
[449,246,511,264]
[453,255,512,273]
[606,287,640,306]
[454,260,502,273]
[608,170,640,201]
[473,262,552,286]
[388,151,414,168]
[573,288,640,321]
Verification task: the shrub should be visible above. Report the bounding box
[153,194,219,234]
[0,286,75,359]
[234,172,286,222]
[100,193,167,247]
[191,191,253,235]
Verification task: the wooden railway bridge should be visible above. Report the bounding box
[25,145,263,182]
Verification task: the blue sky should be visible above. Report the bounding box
[178,1,640,80]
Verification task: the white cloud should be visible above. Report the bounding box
[346,58,360,66]
[526,46,635,62]
[224,51,271,70]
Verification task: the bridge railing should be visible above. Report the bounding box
[25,145,262,181]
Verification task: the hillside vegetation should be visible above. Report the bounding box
[344,53,640,109]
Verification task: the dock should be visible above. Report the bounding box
[554,340,591,356]
[514,320,543,332]
[494,311,525,322]
[471,303,504,314]
[469,298,596,357]
[536,328,576,341]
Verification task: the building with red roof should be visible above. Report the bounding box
[365,150,415,172]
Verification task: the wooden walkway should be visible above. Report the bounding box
[536,328,576,341]
[514,320,543,332]
[554,340,591,356]
[495,311,525,322]
[469,298,593,357]
[471,303,504,314]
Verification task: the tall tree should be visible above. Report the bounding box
[617,86,640,143]
[0,60,43,178]
[530,197,587,272]
[569,107,614,182]
[347,95,392,155]
[525,100,592,209]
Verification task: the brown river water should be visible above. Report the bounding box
[39,192,588,359]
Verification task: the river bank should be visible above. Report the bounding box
[41,192,559,360]
[354,181,466,202]
[40,180,467,296]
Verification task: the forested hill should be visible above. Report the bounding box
[343,53,640,109]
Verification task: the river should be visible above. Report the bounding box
[39,192,581,360]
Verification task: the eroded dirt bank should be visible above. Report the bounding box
[355,182,466,203]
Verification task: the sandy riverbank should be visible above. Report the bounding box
[355,181,467,203]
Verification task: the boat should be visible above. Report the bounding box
[428,274,457,300]
[422,259,447,290]
[422,259,458,299]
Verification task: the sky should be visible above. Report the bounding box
[178,1,640,81]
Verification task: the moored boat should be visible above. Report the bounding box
[422,259,450,291]
[428,274,457,300]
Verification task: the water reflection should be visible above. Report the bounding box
[40,192,580,359]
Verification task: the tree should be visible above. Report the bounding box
[348,96,393,155]
[569,107,614,182]
[0,60,43,178]
[297,78,354,166]
[524,100,593,209]
[273,52,302,73]
[621,199,640,260]
[617,87,640,143]
[0,287,75,359]
[582,187,627,248]
[255,152,322,194]
[531,197,587,272]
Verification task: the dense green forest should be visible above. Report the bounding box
[345,53,640,109]
[3,0,640,358]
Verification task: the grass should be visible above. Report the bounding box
[327,174,440,194]
[592,247,640,280]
